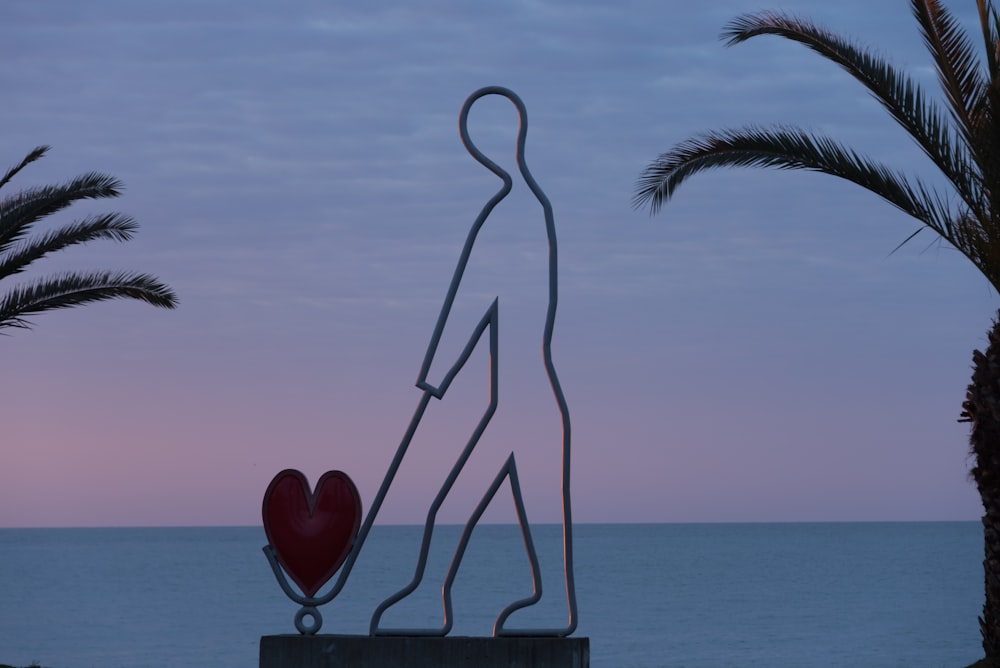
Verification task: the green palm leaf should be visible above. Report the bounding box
[0,213,138,281]
[911,0,986,136]
[976,0,1000,79]
[0,271,177,330]
[0,146,176,333]
[0,172,124,255]
[722,9,983,217]
[973,0,1000,218]
[636,1,1000,290]
[634,125,953,234]
[0,145,47,191]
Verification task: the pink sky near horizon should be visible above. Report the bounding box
[0,0,989,528]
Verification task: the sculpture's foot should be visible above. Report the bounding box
[494,595,577,638]
[493,592,542,636]
[369,587,450,637]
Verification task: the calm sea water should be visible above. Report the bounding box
[0,523,983,667]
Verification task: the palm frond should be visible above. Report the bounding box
[0,146,177,334]
[977,0,1000,81]
[911,0,987,145]
[974,1,1000,219]
[634,125,958,241]
[0,172,124,254]
[0,213,138,281]
[0,146,48,191]
[0,271,178,330]
[913,1,1000,231]
[722,10,984,218]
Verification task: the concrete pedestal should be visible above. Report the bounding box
[259,634,590,668]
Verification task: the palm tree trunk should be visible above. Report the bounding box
[962,312,1000,665]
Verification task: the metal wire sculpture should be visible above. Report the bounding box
[263,85,577,638]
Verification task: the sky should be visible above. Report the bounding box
[0,0,992,528]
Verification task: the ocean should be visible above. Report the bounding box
[0,522,983,667]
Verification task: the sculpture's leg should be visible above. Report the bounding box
[494,437,578,638]
[436,453,542,637]
[489,455,544,635]
[369,398,496,636]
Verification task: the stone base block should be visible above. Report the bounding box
[259,634,590,668]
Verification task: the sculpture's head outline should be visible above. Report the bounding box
[458,86,529,183]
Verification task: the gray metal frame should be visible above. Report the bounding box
[265,85,577,638]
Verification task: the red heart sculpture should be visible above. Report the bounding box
[262,469,362,598]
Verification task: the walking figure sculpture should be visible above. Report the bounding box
[371,85,577,637]
[262,85,577,639]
